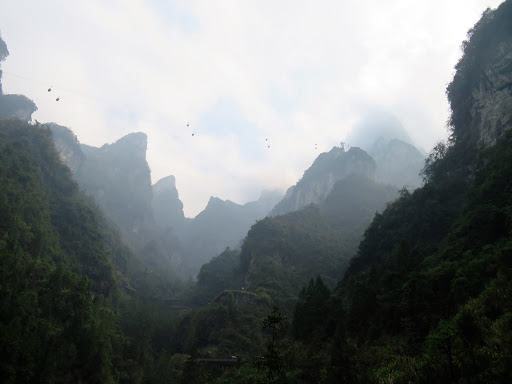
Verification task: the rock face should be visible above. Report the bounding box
[0,36,37,122]
[0,35,8,95]
[0,42,6,57]
[180,190,282,272]
[369,138,425,189]
[447,2,512,149]
[48,125,282,278]
[237,175,399,299]
[48,127,187,277]
[270,145,376,216]
[152,175,188,231]
[0,94,37,122]
[46,123,85,174]
[0,35,7,95]
[472,41,512,148]
[78,132,153,237]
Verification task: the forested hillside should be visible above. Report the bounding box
[270,146,376,216]
[0,50,191,380]
[167,2,512,382]
[179,190,282,273]
[50,124,282,279]
[0,119,199,383]
[173,174,397,367]
[287,2,512,382]
[0,121,117,382]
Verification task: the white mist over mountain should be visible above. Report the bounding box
[0,0,504,216]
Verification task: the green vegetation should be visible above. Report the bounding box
[166,2,512,382]
[236,176,396,310]
[0,121,116,382]
[320,126,512,383]
[0,121,181,382]
[240,205,350,306]
[282,3,512,381]
[292,277,334,342]
[170,174,397,379]
[192,248,243,305]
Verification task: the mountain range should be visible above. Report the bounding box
[48,113,425,280]
[3,2,510,380]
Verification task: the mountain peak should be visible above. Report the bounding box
[369,137,425,189]
[205,196,239,210]
[152,175,186,230]
[207,196,223,204]
[153,175,177,193]
[270,143,376,216]
[109,132,147,158]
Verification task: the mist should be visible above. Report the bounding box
[0,0,503,217]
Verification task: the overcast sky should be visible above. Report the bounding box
[0,0,504,216]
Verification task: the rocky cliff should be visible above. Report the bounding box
[180,190,282,272]
[447,2,512,149]
[270,145,376,216]
[472,37,512,147]
[46,123,85,174]
[0,35,37,122]
[48,127,188,278]
[0,94,37,122]
[77,132,154,237]
[152,175,188,231]
[47,125,283,278]
[0,34,7,94]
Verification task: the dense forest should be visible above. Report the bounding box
[1,0,512,383]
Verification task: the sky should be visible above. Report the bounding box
[0,0,504,217]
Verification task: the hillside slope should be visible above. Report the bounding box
[306,3,512,382]
[0,121,118,382]
[270,146,376,216]
[170,3,512,381]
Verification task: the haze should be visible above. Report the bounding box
[0,0,503,216]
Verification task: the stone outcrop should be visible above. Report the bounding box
[0,36,37,122]
[447,2,512,149]
[152,175,188,231]
[49,128,188,278]
[270,146,376,216]
[0,94,37,122]
[472,40,512,148]
[46,123,85,174]
[78,132,153,236]
[180,190,282,272]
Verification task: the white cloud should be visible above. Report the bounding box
[0,0,504,216]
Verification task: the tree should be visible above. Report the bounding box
[292,276,331,341]
[261,306,289,383]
